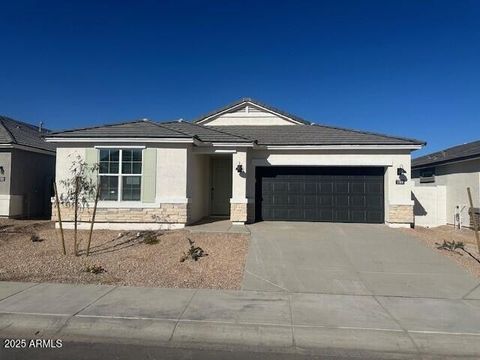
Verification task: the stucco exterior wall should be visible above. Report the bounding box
[412,186,447,227]
[413,158,480,227]
[54,144,189,228]
[0,151,12,216]
[10,149,55,218]
[0,149,54,218]
[187,152,210,223]
[202,107,297,126]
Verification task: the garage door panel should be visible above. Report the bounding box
[256,166,384,224]
[350,195,366,207]
[335,195,349,207]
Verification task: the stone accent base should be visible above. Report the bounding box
[389,205,414,224]
[470,207,479,230]
[52,203,189,224]
[230,203,247,223]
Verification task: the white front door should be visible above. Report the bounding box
[211,157,232,215]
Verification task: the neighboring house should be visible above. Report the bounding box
[412,140,480,228]
[0,116,56,218]
[46,98,424,230]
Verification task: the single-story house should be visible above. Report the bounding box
[0,115,56,218]
[412,140,480,228]
[46,98,424,230]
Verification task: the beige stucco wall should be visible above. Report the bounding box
[156,146,188,202]
[412,185,447,227]
[54,144,189,227]
[55,147,87,195]
[413,158,480,227]
[203,107,297,126]
[187,152,211,223]
[0,151,12,216]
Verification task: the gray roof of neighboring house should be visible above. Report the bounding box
[0,115,55,152]
[210,125,425,146]
[193,97,312,125]
[412,140,480,168]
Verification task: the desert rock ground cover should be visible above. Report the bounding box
[0,219,249,289]
[404,225,480,278]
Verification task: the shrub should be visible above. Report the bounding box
[143,232,159,245]
[180,238,208,262]
[84,264,106,274]
[30,234,43,242]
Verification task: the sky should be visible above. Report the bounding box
[0,0,479,157]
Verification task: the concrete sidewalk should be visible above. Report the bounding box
[1,281,480,358]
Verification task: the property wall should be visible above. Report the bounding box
[187,151,211,223]
[413,158,480,227]
[247,149,415,226]
[202,106,297,126]
[411,186,447,227]
[9,149,55,218]
[0,151,12,216]
[54,144,189,228]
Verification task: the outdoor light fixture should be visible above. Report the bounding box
[0,166,4,175]
[236,163,243,173]
[396,166,408,184]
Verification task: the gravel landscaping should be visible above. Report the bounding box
[404,225,480,278]
[0,219,249,289]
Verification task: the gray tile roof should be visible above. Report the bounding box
[48,119,423,146]
[210,125,425,146]
[49,119,191,139]
[193,98,312,125]
[161,121,252,143]
[0,115,55,152]
[412,140,480,168]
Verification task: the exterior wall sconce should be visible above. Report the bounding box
[0,166,4,175]
[236,163,243,173]
[396,166,407,184]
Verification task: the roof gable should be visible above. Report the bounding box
[195,98,310,126]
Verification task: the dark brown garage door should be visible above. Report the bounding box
[255,166,384,223]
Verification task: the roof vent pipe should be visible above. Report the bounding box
[39,121,43,132]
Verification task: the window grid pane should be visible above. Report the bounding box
[99,176,119,201]
[122,176,141,201]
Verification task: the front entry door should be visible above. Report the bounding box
[211,157,232,216]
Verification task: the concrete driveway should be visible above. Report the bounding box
[243,222,480,298]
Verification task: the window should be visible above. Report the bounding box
[99,149,142,201]
[419,167,436,183]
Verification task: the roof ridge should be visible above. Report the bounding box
[0,115,47,132]
[186,121,253,142]
[312,123,425,145]
[0,117,16,143]
[147,120,192,138]
[49,118,154,135]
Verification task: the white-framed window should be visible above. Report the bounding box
[98,148,142,201]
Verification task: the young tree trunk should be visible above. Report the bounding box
[86,184,101,256]
[74,176,80,256]
[53,181,66,255]
[467,187,480,253]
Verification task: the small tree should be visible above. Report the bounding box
[60,155,99,255]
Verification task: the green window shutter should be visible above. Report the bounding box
[142,148,156,203]
[85,148,98,185]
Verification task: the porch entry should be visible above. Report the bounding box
[211,156,232,216]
